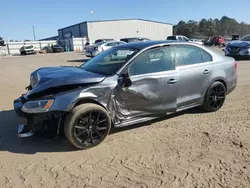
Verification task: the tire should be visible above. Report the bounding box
[64,103,111,150]
[201,81,226,112]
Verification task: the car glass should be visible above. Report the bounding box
[201,50,212,62]
[177,36,183,40]
[106,42,117,46]
[120,39,128,42]
[81,47,139,75]
[174,45,203,66]
[129,46,175,76]
[167,36,176,40]
[95,41,106,46]
[240,35,250,41]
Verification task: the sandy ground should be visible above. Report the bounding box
[0,50,250,188]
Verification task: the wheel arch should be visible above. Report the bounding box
[213,78,227,92]
[73,98,106,110]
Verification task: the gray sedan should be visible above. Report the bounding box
[14,41,237,149]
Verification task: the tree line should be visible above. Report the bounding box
[173,16,250,39]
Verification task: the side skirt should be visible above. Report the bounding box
[114,103,201,128]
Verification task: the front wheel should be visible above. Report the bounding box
[64,103,111,149]
[201,81,226,112]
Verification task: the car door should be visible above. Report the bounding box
[173,44,213,108]
[116,46,178,118]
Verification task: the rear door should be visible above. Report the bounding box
[173,44,214,108]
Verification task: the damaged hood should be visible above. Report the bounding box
[28,66,106,96]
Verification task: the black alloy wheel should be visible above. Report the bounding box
[74,111,108,145]
[201,81,226,112]
[64,103,111,149]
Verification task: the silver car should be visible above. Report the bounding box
[85,40,126,57]
[14,41,237,149]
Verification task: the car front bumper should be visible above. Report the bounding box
[13,96,64,138]
[225,48,250,57]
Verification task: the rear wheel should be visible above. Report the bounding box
[201,81,226,112]
[64,103,111,149]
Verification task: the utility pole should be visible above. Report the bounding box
[32,25,36,41]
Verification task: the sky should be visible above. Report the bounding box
[1,0,250,40]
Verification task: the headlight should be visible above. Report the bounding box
[21,99,54,113]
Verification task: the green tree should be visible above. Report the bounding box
[173,16,250,38]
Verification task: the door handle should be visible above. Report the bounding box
[203,69,210,74]
[167,78,177,84]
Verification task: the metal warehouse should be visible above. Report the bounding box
[58,18,173,41]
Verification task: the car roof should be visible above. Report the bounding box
[113,40,185,50]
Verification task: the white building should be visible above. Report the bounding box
[58,18,173,42]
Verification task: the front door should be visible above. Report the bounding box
[173,44,214,107]
[116,46,178,118]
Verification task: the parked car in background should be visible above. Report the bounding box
[41,46,53,53]
[19,45,36,55]
[120,37,150,43]
[85,40,126,57]
[84,41,94,50]
[94,39,114,44]
[232,35,240,41]
[51,44,64,53]
[210,36,225,46]
[224,34,250,59]
[189,39,204,45]
[167,35,203,45]
[14,40,237,149]
[166,35,189,41]
[0,37,5,46]
[224,38,231,46]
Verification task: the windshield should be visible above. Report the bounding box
[167,36,176,40]
[240,35,250,41]
[24,46,33,49]
[80,47,139,75]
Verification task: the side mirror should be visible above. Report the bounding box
[118,73,132,88]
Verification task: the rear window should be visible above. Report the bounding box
[167,36,176,40]
[120,39,128,43]
[95,39,114,43]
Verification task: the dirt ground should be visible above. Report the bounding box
[0,50,250,188]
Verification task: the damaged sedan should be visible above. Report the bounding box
[14,40,237,149]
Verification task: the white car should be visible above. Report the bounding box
[20,45,36,55]
[189,39,204,45]
[85,41,126,57]
[167,35,203,45]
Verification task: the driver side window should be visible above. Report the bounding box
[129,46,175,76]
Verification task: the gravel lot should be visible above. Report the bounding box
[0,49,250,188]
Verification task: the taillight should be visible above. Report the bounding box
[234,61,237,69]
